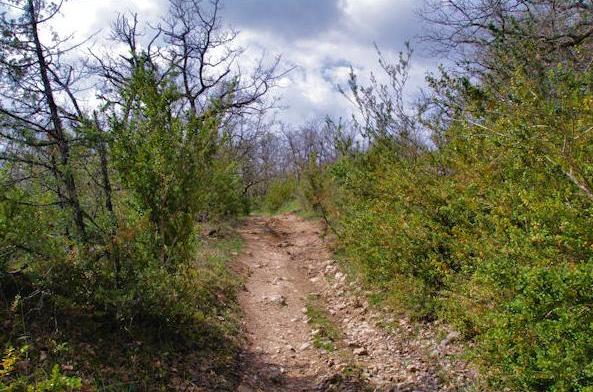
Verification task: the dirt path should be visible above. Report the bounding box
[236,214,474,392]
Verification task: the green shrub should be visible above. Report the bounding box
[2,66,246,353]
[323,65,593,390]
[0,346,81,391]
[263,177,296,212]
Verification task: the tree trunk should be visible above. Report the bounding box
[93,112,121,286]
[28,0,87,241]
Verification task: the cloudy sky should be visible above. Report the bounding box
[53,0,436,124]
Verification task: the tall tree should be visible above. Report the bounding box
[0,0,89,240]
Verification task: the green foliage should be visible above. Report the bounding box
[0,51,247,388]
[32,365,82,392]
[305,295,340,352]
[318,64,593,390]
[203,157,246,217]
[329,149,448,320]
[0,346,81,391]
[262,177,296,212]
[300,153,326,214]
[299,153,340,233]
[111,63,236,265]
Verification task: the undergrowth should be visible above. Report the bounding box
[296,63,593,390]
[305,295,340,352]
[0,231,244,391]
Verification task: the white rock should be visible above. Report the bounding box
[269,295,287,306]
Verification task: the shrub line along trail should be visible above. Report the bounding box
[235,213,474,391]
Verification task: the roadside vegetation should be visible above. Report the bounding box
[0,0,280,389]
[305,295,340,352]
[261,2,593,391]
[2,0,593,390]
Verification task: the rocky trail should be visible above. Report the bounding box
[235,214,475,392]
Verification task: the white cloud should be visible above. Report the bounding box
[43,0,437,124]
[53,0,160,37]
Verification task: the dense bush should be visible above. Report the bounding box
[0,1,260,387]
[262,177,296,212]
[307,64,593,390]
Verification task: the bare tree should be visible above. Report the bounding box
[282,118,356,178]
[340,43,425,155]
[421,0,593,71]
[93,0,287,124]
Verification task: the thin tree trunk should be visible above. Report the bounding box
[93,113,115,216]
[28,0,87,241]
[93,112,121,287]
